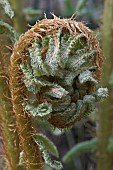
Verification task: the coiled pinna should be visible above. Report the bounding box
[10,17,107,129]
[10,16,107,169]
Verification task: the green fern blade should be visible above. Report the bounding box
[0,20,19,43]
[0,0,14,18]
[23,102,52,119]
[33,134,59,158]
[63,138,98,162]
[33,138,63,170]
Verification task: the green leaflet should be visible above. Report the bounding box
[33,138,63,170]
[45,84,68,99]
[45,36,60,76]
[64,71,77,86]
[23,102,52,119]
[29,41,48,77]
[65,95,96,125]
[59,35,73,68]
[78,70,98,84]
[42,36,50,47]
[35,79,69,99]
[83,95,95,104]
[64,0,75,17]
[77,95,96,114]
[66,50,95,72]
[63,138,98,162]
[0,0,14,18]
[0,20,19,43]
[33,134,59,158]
[96,87,108,101]
[20,64,38,93]
[67,33,84,55]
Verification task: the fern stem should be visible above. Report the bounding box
[0,49,20,170]
[97,1,113,170]
[9,0,26,32]
[10,34,44,169]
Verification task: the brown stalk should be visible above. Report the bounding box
[0,45,20,170]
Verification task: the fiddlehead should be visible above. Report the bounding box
[10,16,106,169]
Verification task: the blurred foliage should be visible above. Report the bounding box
[0,20,19,43]
[76,0,88,13]
[64,0,90,17]
[0,0,14,18]
[63,138,97,163]
[64,0,75,17]
[23,7,41,22]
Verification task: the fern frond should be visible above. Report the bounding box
[45,84,68,99]
[0,0,14,18]
[67,33,83,55]
[20,64,38,93]
[34,138,63,170]
[0,20,19,43]
[33,134,59,158]
[78,70,98,84]
[45,36,59,76]
[19,19,105,128]
[63,138,98,162]
[59,35,73,68]
[29,41,48,77]
[23,102,52,119]
[96,87,108,101]
[42,36,49,47]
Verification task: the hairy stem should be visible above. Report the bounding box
[0,48,20,170]
[10,37,44,170]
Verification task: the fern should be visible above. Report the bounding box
[34,138,63,170]
[96,87,108,101]
[29,41,48,77]
[33,134,59,158]
[21,21,107,129]
[23,102,52,119]
[20,64,38,93]
[63,138,98,162]
[59,35,73,68]
[0,20,19,43]
[67,33,84,55]
[9,17,107,169]
[0,0,14,18]
[45,36,59,76]
[45,84,68,99]
[78,70,98,84]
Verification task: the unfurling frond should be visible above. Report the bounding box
[16,18,106,129]
[10,17,106,170]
